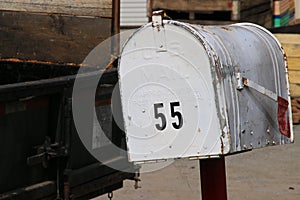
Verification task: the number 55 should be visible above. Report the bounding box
[154,102,183,131]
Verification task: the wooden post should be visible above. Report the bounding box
[112,0,120,35]
[199,157,227,200]
[111,0,120,63]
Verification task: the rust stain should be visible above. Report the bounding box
[95,99,112,107]
[0,58,82,67]
[106,54,118,70]
[242,77,249,86]
[220,137,225,155]
[221,27,232,31]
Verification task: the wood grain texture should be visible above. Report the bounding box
[174,9,272,27]
[0,0,112,17]
[283,44,300,57]
[152,0,231,12]
[0,10,112,64]
[153,0,271,12]
[240,0,271,11]
[287,57,300,70]
[289,71,300,84]
[242,9,273,28]
[275,34,300,72]
[240,1,271,19]
[290,84,300,97]
[275,34,300,44]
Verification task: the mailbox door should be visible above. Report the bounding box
[118,23,229,162]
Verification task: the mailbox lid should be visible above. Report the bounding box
[118,21,229,162]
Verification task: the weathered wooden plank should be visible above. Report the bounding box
[240,1,271,19]
[275,34,300,44]
[0,0,112,17]
[179,19,233,26]
[152,0,271,13]
[242,9,273,28]
[290,84,300,97]
[152,0,232,12]
[283,43,300,57]
[289,70,300,84]
[0,10,112,64]
[178,9,272,27]
[240,0,271,11]
[287,57,300,71]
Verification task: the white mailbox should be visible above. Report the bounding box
[118,17,294,163]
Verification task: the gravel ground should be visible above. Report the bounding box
[95,125,300,200]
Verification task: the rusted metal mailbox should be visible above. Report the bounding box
[118,16,294,163]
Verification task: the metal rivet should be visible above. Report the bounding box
[266,140,270,145]
[272,141,276,145]
[250,130,254,135]
[267,128,270,134]
[243,145,247,149]
[250,143,253,148]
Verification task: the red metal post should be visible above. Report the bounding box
[199,157,227,200]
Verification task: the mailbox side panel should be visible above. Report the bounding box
[195,23,293,153]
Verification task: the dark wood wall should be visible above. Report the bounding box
[0,0,113,64]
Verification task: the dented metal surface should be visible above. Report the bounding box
[118,20,293,162]
[189,21,293,153]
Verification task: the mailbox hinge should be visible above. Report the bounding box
[134,159,168,165]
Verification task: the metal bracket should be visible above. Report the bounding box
[151,10,167,51]
[27,136,67,168]
[152,10,165,30]
[236,72,244,90]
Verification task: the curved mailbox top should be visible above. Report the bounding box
[118,20,293,163]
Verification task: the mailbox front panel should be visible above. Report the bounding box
[118,23,228,162]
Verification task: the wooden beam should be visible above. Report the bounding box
[242,9,273,28]
[290,84,300,97]
[240,1,271,19]
[289,71,300,84]
[283,44,300,57]
[287,57,300,71]
[152,0,231,12]
[240,0,271,11]
[0,0,112,17]
[0,10,112,64]
[275,34,300,44]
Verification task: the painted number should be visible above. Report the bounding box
[154,103,167,131]
[154,102,183,131]
[170,102,183,129]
